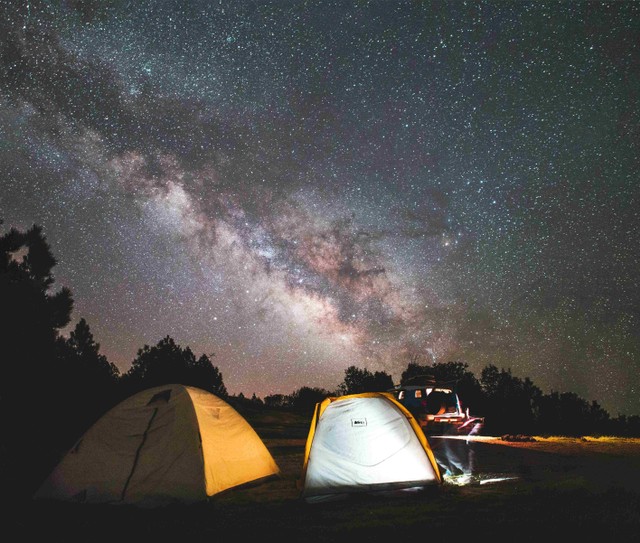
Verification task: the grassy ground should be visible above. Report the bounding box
[10,407,640,542]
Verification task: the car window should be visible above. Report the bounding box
[425,390,458,415]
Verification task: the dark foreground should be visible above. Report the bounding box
[8,409,640,542]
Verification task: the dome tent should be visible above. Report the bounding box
[34,384,280,507]
[300,392,442,503]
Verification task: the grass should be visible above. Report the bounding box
[8,406,640,541]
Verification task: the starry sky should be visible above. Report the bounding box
[1,1,639,416]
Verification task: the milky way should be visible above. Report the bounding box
[1,1,638,415]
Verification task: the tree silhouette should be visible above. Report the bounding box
[480,365,542,435]
[0,225,73,378]
[337,365,394,395]
[187,353,228,397]
[264,393,288,408]
[66,318,119,382]
[537,391,610,437]
[123,335,190,390]
[288,386,332,414]
[400,361,434,385]
[121,335,227,397]
[0,224,74,497]
[55,318,120,437]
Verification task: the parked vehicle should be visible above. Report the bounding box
[389,376,484,436]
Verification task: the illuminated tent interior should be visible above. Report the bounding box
[34,384,280,507]
[300,392,442,503]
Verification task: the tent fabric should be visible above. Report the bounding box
[33,384,280,507]
[300,392,442,503]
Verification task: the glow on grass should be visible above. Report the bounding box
[479,476,520,485]
[443,473,520,486]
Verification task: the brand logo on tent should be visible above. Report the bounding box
[351,418,367,427]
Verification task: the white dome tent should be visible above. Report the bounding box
[300,392,442,503]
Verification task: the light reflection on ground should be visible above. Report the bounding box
[479,476,520,485]
[429,434,521,487]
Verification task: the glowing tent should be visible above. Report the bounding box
[300,392,442,503]
[34,384,280,507]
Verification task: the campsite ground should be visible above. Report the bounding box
[9,407,640,542]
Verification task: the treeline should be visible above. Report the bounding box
[1,223,639,500]
[246,361,640,440]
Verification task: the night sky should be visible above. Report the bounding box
[1,1,638,416]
